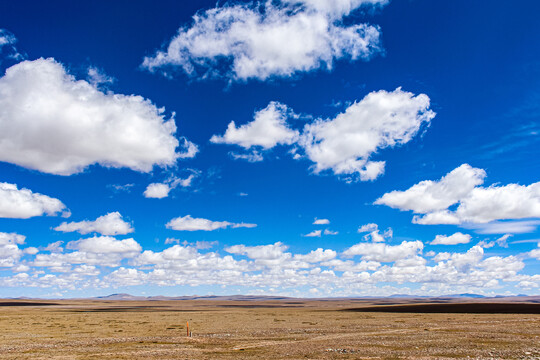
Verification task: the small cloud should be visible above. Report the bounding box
[313,218,330,225]
[358,223,378,233]
[238,192,248,197]
[303,230,322,237]
[323,229,338,235]
[431,232,472,245]
[144,183,171,199]
[166,215,256,231]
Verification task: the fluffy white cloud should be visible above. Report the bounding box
[211,102,298,149]
[144,173,197,199]
[166,215,257,231]
[0,232,26,246]
[294,248,337,262]
[0,182,67,219]
[54,212,134,236]
[358,223,378,232]
[376,164,540,227]
[32,236,142,269]
[0,58,196,175]
[214,89,434,182]
[375,164,485,214]
[299,88,435,180]
[142,0,385,81]
[226,242,289,260]
[324,229,338,235]
[66,236,141,255]
[343,240,424,262]
[431,232,472,245]
[143,183,171,199]
[303,229,322,237]
[313,218,330,225]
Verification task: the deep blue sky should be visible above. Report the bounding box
[0,0,539,298]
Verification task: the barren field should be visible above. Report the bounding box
[1,298,539,359]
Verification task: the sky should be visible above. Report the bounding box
[0,0,539,299]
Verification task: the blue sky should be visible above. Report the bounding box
[0,0,539,298]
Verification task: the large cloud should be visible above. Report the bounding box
[54,212,134,236]
[0,182,67,219]
[375,164,540,227]
[166,215,257,231]
[300,88,435,180]
[0,58,197,175]
[142,0,385,81]
[211,88,434,181]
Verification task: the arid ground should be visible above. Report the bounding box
[1,297,539,359]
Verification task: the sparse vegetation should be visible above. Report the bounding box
[0,299,539,359]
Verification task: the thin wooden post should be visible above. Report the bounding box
[187,321,189,337]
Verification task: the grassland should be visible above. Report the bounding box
[1,298,539,359]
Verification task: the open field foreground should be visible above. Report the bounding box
[1,298,539,360]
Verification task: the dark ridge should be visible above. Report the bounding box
[0,302,60,306]
[342,303,540,314]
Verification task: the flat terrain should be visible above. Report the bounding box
[1,298,539,359]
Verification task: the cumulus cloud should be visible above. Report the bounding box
[66,236,141,255]
[143,183,171,199]
[54,212,134,236]
[358,223,378,232]
[211,102,298,149]
[142,0,385,81]
[299,88,434,180]
[213,89,434,182]
[303,229,322,237]
[343,240,424,262]
[431,232,472,245]
[376,164,540,228]
[324,229,338,235]
[0,58,196,175]
[166,215,257,231]
[226,242,289,260]
[313,218,330,225]
[144,173,198,199]
[0,182,67,219]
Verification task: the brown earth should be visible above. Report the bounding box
[0,298,539,359]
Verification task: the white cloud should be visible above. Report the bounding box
[54,212,134,236]
[226,242,288,260]
[143,183,171,199]
[323,229,338,235]
[144,173,198,199]
[465,220,540,234]
[0,29,23,61]
[87,67,114,87]
[229,151,264,162]
[303,229,322,237]
[211,102,298,149]
[166,215,257,231]
[294,248,337,262]
[66,236,141,255]
[299,88,435,180]
[313,218,330,225]
[431,232,472,245]
[142,0,385,81]
[375,164,486,214]
[358,223,378,232]
[376,164,540,228]
[0,182,67,219]
[343,240,424,262]
[0,58,196,175]
[0,232,26,245]
[480,234,511,248]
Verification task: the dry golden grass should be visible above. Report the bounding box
[0,299,539,359]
